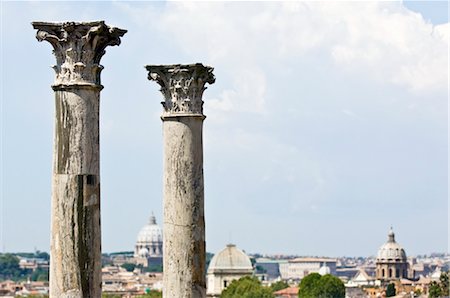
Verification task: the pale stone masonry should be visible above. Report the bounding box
[32,21,126,298]
[146,64,215,298]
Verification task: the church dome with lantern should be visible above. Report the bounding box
[207,244,254,297]
[375,227,409,281]
[136,214,162,245]
[377,228,407,262]
[134,213,163,265]
[208,244,253,272]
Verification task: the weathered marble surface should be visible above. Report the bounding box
[146,64,215,117]
[147,64,215,298]
[32,21,126,88]
[32,21,126,298]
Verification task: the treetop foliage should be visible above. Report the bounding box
[429,271,449,298]
[385,283,396,297]
[270,280,289,292]
[298,273,345,298]
[0,253,49,282]
[0,254,27,281]
[220,276,274,298]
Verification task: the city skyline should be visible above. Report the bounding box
[1,1,448,257]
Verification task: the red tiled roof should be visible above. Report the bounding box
[274,286,299,295]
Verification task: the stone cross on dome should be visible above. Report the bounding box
[149,212,157,225]
[388,226,396,243]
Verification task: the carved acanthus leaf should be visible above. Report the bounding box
[146,64,215,116]
[32,21,127,86]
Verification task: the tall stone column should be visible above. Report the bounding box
[146,64,215,298]
[32,21,126,298]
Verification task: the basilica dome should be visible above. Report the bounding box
[376,227,406,262]
[134,213,163,260]
[136,214,162,244]
[208,244,253,272]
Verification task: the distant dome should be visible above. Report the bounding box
[207,244,254,297]
[136,214,162,244]
[431,267,442,280]
[376,227,406,262]
[319,263,331,275]
[207,244,253,273]
[138,248,149,257]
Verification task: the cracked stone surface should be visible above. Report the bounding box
[147,64,215,298]
[33,21,126,298]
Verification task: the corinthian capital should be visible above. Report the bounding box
[146,63,215,117]
[32,21,127,88]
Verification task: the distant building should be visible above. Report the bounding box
[375,227,411,281]
[255,258,282,280]
[336,266,360,279]
[279,257,337,280]
[206,244,253,297]
[0,280,49,297]
[101,265,163,296]
[18,257,49,271]
[347,269,377,287]
[430,266,443,281]
[344,286,367,298]
[134,213,163,268]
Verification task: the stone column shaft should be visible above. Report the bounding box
[146,64,215,298]
[32,21,126,298]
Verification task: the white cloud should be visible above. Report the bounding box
[206,67,267,117]
[154,1,447,97]
[327,3,448,94]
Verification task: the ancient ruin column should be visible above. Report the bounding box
[32,21,126,298]
[146,64,215,298]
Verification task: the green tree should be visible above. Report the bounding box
[220,276,274,298]
[317,274,345,298]
[136,291,163,298]
[429,281,442,298]
[298,273,345,298]
[121,263,136,272]
[298,273,322,298]
[386,283,396,297]
[108,251,134,256]
[102,294,122,298]
[429,271,449,298]
[270,280,289,292]
[440,271,449,296]
[144,264,163,273]
[15,253,35,258]
[0,254,27,280]
[34,251,50,261]
[31,268,49,282]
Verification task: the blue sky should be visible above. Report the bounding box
[1,1,448,257]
